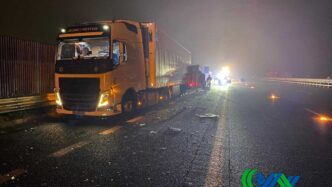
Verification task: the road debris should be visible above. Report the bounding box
[139,123,146,127]
[195,113,220,118]
[0,169,27,184]
[150,130,157,134]
[168,127,182,132]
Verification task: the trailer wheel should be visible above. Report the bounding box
[122,93,137,113]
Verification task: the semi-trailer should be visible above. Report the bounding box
[54,20,191,116]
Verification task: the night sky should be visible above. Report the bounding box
[1,0,332,77]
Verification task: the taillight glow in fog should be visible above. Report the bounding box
[269,94,279,100]
[319,116,329,121]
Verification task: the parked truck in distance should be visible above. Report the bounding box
[183,65,205,90]
[54,20,191,116]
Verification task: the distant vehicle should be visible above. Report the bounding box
[183,65,205,89]
[216,66,231,85]
[54,20,191,116]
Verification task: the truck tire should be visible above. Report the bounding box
[121,92,137,113]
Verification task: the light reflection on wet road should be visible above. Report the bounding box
[1,81,332,186]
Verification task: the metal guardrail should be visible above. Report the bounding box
[0,35,56,99]
[0,93,55,114]
[269,78,332,88]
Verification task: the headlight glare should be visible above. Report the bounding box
[55,92,62,106]
[98,93,109,108]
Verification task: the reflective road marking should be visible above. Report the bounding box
[99,126,122,135]
[204,104,227,186]
[304,108,320,115]
[126,116,144,123]
[50,125,122,157]
[49,141,89,158]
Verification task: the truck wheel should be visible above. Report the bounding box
[122,94,137,113]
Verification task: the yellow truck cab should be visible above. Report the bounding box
[55,20,191,116]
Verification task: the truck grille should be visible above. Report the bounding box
[59,78,100,112]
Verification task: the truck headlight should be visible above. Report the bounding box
[55,91,62,106]
[98,93,109,108]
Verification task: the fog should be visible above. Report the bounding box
[1,0,332,77]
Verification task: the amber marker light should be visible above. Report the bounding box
[319,116,329,121]
[314,115,332,125]
[270,94,277,99]
[137,101,142,106]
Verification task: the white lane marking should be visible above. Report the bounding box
[204,107,226,186]
[0,169,27,184]
[49,141,89,158]
[126,116,144,123]
[304,108,320,115]
[49,126,122,158]
[99,126,122,135]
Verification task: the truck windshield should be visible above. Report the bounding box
[57,37,109,60]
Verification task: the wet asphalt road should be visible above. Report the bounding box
[1,81,332,186]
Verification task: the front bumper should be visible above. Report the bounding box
[56,107,120,116]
